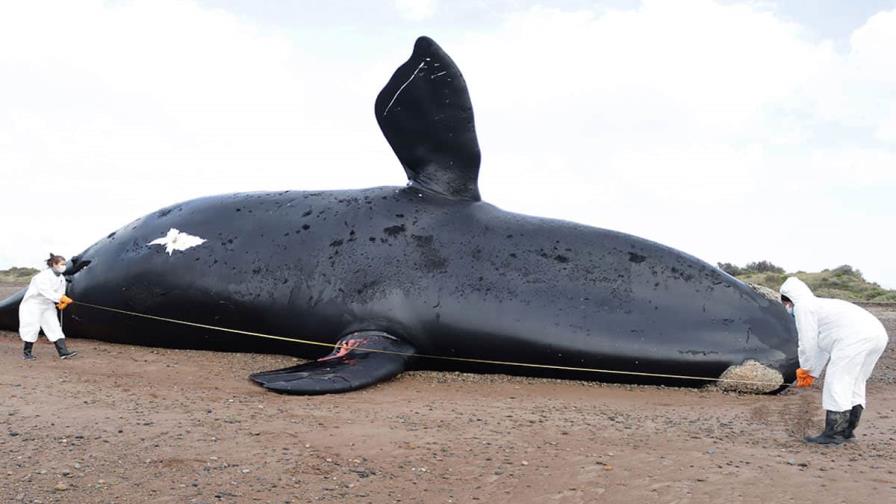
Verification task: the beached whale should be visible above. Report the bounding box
[0,37,798,394]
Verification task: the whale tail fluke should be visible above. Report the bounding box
[375,36,481,201]
[249,331,415,395]
[0,288,25,332]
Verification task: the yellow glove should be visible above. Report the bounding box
[795,368,815,388]
[56,295,73,311]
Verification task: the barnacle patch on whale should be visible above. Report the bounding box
[149,228,207,255]
[715,359,783,394]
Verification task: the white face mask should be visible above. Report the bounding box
[53,264,66,274]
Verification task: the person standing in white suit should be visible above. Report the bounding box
[18,254,78,360]
[780,276,889,444]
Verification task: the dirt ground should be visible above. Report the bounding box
[1,284,894,504]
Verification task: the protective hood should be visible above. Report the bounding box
[779,276,815,304]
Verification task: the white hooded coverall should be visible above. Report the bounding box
[18,268,67,343]
[780,277,889,412]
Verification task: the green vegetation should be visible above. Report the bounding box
[718,262,896,303]
[0,267,39,284]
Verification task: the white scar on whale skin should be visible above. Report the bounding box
[149,228,206,255]
[383,61,426,116]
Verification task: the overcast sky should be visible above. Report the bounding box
[1,0,895,288]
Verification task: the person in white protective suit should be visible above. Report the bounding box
[18,253,78,360]
[779,276,889,444]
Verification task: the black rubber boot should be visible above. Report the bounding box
[805,410,850,445]
[54,339,78,359]
[843,405,864,440]
[23,342,36,360]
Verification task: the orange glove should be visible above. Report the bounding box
[56,295,73,311]
[795,368,815,388]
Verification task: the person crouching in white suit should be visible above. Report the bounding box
[19,253,78,360]
[780,276,889,444]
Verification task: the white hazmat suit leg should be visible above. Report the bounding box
[848,334,888,409]
[823,339,870,411]
[18,305,43,343]
[40,307,65,343]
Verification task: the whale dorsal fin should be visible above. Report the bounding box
[375,36,481,201]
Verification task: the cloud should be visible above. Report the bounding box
[394,0,437,21]
[841,9,896,143]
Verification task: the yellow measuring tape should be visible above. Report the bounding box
[72,301,786,387]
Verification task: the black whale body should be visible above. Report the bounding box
[0,36,798,393]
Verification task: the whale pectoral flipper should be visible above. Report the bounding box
[248,332,415,395]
